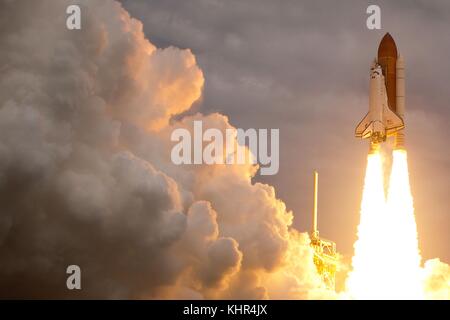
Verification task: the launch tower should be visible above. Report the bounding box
[309,171,337,290]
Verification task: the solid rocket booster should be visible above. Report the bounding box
[396,54,405,148]
[355,33,406,151]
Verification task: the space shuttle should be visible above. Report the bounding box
[355,33,405,152]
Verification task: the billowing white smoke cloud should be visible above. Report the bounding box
[0,0,333,299]
[422,259,450,300]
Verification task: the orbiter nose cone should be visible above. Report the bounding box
[378,32,398,58]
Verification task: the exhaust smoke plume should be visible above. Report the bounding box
[0,0,333,299]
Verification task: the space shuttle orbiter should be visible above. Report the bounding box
[355,33,406,152]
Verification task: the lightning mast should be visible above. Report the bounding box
[309,170,338,290]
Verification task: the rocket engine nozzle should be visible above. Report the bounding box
[369,141,380,154]
[395,131,405,150]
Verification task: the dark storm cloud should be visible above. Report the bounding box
[120,0,450,262]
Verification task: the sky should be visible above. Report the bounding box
[120,0,450,263]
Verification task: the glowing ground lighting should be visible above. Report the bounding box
[346,149,424,299]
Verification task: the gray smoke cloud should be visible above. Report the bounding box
[0,0,332,299]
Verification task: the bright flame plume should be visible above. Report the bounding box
[346,149,423,299]
[385,149,423,298]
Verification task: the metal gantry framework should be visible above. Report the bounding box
[309,171,337,290]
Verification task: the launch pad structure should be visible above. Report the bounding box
[309,171,337,290]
